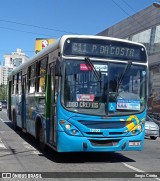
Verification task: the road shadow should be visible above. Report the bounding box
[5,121,135,164]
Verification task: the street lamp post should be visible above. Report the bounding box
[153,0,160,8]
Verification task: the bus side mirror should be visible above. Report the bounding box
[55,58,61,76]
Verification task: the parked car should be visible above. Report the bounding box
[147,113,160,135]
[1,100,7,109]
[0,102,2,111]
[145,115,159,140]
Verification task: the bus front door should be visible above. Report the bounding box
[21,75,27,130]
[49,63,58,145]
[8,80,12,120]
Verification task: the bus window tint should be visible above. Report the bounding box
[28,64,36,93]
[37,58,47,92]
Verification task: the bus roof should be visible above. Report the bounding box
[8,35,146,77]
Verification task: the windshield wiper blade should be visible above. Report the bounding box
[84,57,101,81]
[116,61,132,93]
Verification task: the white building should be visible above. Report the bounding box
[4,48,29,68]
[0,49,29,85]
[0,66,12,85]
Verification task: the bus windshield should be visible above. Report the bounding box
[62,59,147,116]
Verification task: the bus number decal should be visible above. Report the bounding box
[66,102,78,108]
[66,102,99,109]
[90,129,100,132]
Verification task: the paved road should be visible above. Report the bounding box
[0,109,160,181]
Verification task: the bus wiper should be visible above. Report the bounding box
[116,61,132,93]
[84,57,101,81]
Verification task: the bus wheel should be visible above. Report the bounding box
[39,124,46,150]
[12,111,18,131]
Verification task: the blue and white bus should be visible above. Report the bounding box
[7,35,148,152]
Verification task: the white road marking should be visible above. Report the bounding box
[0,118,10,123]
[123,162,160,180]
[23,142,41,155]
[1,117,40,154]
[123,162,145,172]
[0,138,7,149]
[0,118,4,122]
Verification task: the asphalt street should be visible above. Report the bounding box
[0,109,160,181]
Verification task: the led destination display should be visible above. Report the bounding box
[63,38,146,62]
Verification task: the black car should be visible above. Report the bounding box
[1,101,7,109]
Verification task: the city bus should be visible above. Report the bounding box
[7,35,148,152]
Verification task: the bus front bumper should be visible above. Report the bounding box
[57,131,144,152]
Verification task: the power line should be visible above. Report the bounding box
[121,0,158,23]
[111,0,133,19]
[0,26,58,37]
[0,18,80,35]
[121,0,138,13]
[0,49,34,53]
[111,0,160,39]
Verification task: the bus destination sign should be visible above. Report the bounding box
[63,38,146,62]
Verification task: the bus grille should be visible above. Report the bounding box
[89,139,120,146]
[78,120,130,129]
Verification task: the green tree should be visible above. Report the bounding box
[0,84,7,101]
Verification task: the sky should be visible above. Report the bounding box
[0,0,156,65]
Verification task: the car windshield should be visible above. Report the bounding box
[1,101,7,104]
[61,59,147,116]
[146,116,153,122]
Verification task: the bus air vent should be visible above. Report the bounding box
[109,132,124,135]
[89,139,120,146]
[78,120,131,129]
[85,132,103,135]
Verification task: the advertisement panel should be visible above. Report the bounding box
[35,38,55,54]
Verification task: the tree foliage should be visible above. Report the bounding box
[0,84,7,101]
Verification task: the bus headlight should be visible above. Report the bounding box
[65,124,71,130]
[72,129,77,135]
[131,130,136,135]
[59,120,83,136]
[137,124,142,131]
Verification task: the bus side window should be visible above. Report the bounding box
[16,73,19,94]
[28,64,36,93]
[13,75,17,94]
[54,77,58,102]
[18,72,22,94]
[12,76,15,94]
[37,58,48,93]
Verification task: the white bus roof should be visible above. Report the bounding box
[8,35,146,77]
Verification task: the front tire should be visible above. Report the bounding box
[39,124,46,150]
[12,111,18,131]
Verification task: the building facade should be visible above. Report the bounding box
[0,66,12,85]
[4,49,29,68]
[0,49,29,85]
[97,5,160,113]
